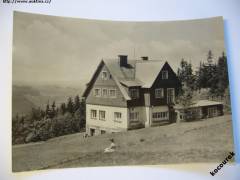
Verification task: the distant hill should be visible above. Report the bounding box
[12,84,84,117]
[12,85,40,116]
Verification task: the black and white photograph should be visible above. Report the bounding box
[12,11,234,172]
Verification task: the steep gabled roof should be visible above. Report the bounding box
[135,61,166,88]
[82,60,131,100]
[82,58,177,100]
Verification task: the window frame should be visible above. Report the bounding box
[208,107,217,117]
[155,88,164,98]
[129,112,139,121]
[99,110,106,120]
[102,88,108,97]
[114,112,122,122]
[109,88,117,98]
[101,71,108,80]
[152,111,168,121]
[129,88,139,99]
[90,109,97,119]
[94,88,101,97]
[162,70,168,79]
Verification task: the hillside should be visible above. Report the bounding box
[12,115,234,172]
[12,85,83,117]
[12,85,39,116]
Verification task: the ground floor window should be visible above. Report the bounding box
[114,112,122,122]
[99,110,106,120]
[152,112,168,120]
[208,107,218,117]
[90,109,97,119]
[129,112,139,121]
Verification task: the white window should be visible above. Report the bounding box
[114,112,122,121]
[102,88,108,97]
[90,109,97,119]
[109,89,116,98]
[129,88,139,99]
[162,70,168,79]
[94,88,101,97]
[129,112,139,121]
[152,112,168,120]
[102,71,108,80]
[167,88,175,104]
[99,110,106,120]
[155,88,164,98]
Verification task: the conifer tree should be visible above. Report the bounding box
[67,97,74,114]
[60,103,66,115]
[74,95,80,112]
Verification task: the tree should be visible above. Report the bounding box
[216,52,228,97]
[60,103,67,115]
[178,84,194,121]
[74,95,80,112]
[45,101,51,117]
[67,97,74,114]
[30,107,42,121]
[207,50,213,65]
[51,101,56,117]
[177,58,195,91]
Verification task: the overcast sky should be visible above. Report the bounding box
[12,12,225,86]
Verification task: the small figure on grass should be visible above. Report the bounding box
[104,138,116,153]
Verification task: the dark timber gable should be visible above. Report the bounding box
[150,62,181,106]
[127,62,181,107]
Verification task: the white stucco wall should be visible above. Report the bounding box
[86,104,128,135]
[128,106,146,129]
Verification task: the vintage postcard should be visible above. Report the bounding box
[12,12,234,172]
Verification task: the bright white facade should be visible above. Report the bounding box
[86,104,128,135]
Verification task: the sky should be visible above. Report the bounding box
[12,12,225,86]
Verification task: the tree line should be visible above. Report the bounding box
[177,50,230,119]
[178,50,228,95]
[12,95,85,144]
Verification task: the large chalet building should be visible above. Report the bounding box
[82,55,182,136]
[82,55,224,136]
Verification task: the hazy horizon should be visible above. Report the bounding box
[13,12,225,87]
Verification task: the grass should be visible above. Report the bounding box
[12,115,234,172]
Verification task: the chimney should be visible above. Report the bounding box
[118,55,128,67]
[141,56,148,61]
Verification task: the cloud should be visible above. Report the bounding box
[12,13,225,85]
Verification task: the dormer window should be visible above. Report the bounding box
[102,71,108,80]
[162,70,168,79]
[129,88,139,99]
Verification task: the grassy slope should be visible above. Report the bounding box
[12,115,234,172]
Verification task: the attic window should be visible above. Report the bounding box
[102,71,108,80]
[162,70,168,79]
[94,88,101,97]
[109,89,116,98]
